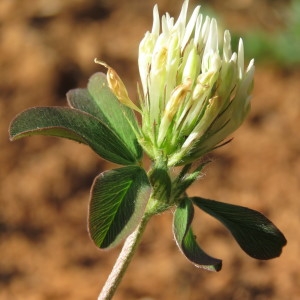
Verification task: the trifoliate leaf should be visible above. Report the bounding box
[173,197,222,271]
[89,166,151,248]
[9,107,138,165]
[192,197,287,259]
[67,72,142,161]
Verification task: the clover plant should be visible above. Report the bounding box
[9,1,286,299]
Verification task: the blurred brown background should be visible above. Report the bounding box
[1,0,299,299]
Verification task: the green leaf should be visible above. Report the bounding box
[9,107,139,165]
[89,166,151,248]
[173,198,222,271]
[192,197,287,260]
[67,72,142,161]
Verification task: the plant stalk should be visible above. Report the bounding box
[98,213,151,300]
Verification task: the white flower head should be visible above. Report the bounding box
[99,0,254,166]
[137,0,254,166]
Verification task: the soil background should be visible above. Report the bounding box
[1,0,300,299]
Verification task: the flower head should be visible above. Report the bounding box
[138,0,254,166]
[101,0,255,167]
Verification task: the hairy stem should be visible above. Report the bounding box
[98,213,151,300]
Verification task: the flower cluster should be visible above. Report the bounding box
[103,0,254,167]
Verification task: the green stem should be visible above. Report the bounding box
[97,213,151,300]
